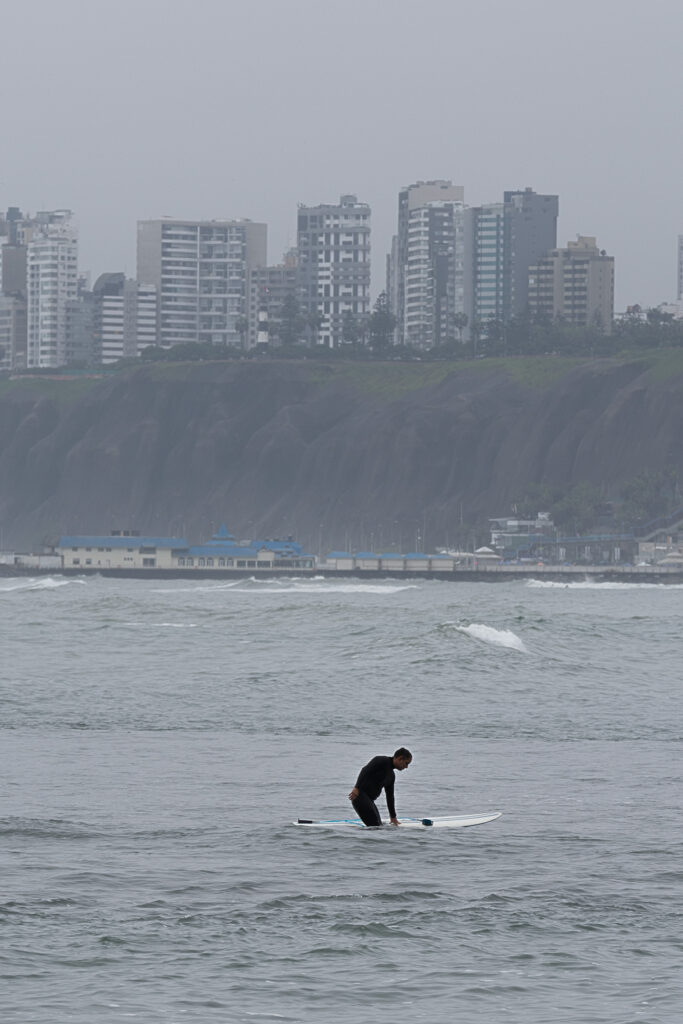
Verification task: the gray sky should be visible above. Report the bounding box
[2,0,681,309]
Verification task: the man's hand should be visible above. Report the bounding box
[348,787,359,801]
[389,817,400,826]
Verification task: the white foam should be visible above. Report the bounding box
[456,622,527,652]
[152,579,246,593]
[239,582,418,594]
[526,579,683,591]
[0,576,85,593]
[122,621,199,628]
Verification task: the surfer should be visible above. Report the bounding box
[348,748,412,827]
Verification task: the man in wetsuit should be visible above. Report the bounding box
[348,748,412,827]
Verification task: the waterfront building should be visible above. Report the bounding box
[296,194,371,347]
[59,533,189,570]
[528,235,615,331]
[25,210,79,368]
[394,180,466,348]
[137,218,267,349]
[92,273,158,363]
[58,526,315,572]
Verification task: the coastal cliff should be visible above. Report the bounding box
[1,353,683,550]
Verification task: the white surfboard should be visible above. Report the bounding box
[293,812,501,830]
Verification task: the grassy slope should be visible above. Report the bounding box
[2,349,682,409]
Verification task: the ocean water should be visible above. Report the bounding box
[1,574,682,1023]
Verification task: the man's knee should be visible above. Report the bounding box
[352,795,382,827]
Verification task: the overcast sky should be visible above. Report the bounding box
[1,0,681,308]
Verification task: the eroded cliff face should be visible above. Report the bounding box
[1,356,682,550]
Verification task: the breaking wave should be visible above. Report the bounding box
[0,576,85,593]
[456,622,527,652]
[526,579,683,591]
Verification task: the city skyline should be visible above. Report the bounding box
[1,0,682,311]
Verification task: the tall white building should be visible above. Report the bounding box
[394,181,466,348]
[26,210,78,368]
[296,195,371,347]
[137,218,267,348]
[92,274,158,363]
[678,234,683,301]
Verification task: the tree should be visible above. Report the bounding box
[453,312,468,345]
[278,294,306,346]
[234,315,249,348]
[341,310,362,347]
[306,310,323,346]
[620,469,680,526]
[368,292,396,350]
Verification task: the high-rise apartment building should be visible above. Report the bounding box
[0,296,27,371]
[466,202,507,326]
[394,181,465,348]
[678,234,683,301]
[296,195,371,347]
[26,210,78,368]
[0,207,29,370]
[247,249,299,348]
[465,188,558,329]
[137,218,267,348]
[528,236,615,331]
[92,273,158,363]
[504,189,559,317]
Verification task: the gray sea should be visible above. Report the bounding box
[2,575,682,1023]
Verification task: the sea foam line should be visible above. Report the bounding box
[526,579,683,590]
[0,576,85,593]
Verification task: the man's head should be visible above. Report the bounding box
[392,747,413,771]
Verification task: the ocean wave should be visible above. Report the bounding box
[0,817,102,839]
[121,621,199,628]
[151,579,247,593]
[155,576,417,595]
[245,583,419,595]
[526,579,683,590]
[0,576,85,593]
[456,623,527,652]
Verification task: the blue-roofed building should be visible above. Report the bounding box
[58,525,315,573]
[175,526,315,571]
[59,533,188,570]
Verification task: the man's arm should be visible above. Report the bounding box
[385,776,399,824]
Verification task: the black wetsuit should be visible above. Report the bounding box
[352,755,396,826]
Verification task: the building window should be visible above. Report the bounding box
[178,557,185,566]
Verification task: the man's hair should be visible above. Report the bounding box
[394,747,412,760]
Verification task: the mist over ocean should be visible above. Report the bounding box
[2,575,682,1023]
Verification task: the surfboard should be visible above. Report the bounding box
[293,812,501,830]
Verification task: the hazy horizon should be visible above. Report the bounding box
[2,0,682,309]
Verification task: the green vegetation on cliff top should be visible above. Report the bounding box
[2,349,683,406]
